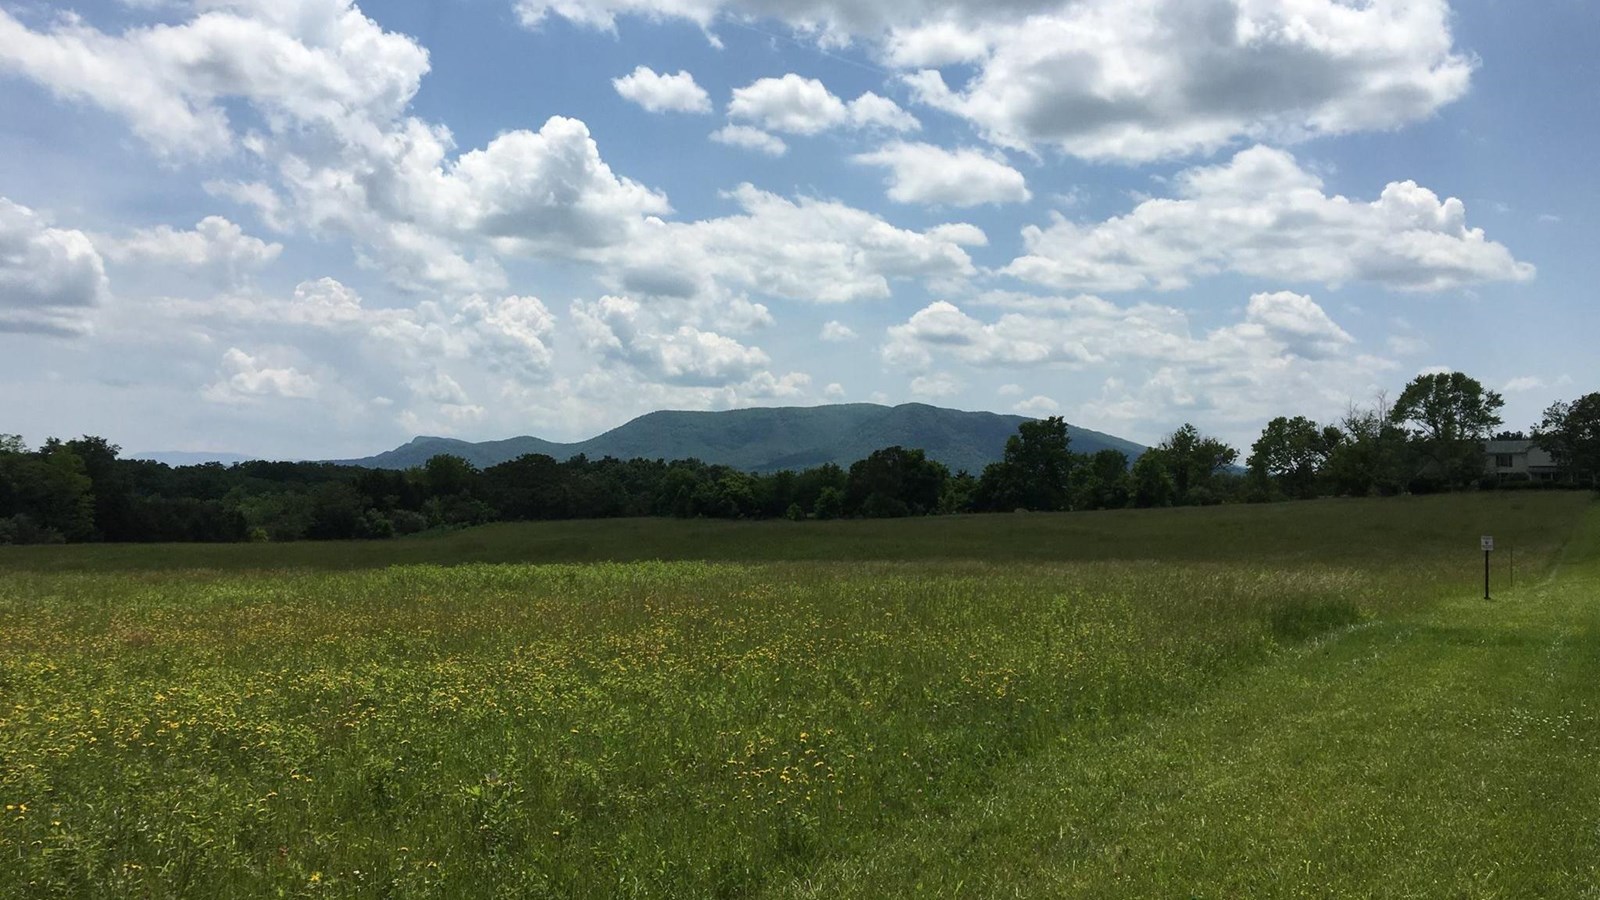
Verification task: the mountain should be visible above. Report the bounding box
[127,450,254,466]
[336,403,1146,474]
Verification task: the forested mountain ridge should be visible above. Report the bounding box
[337,403,1147,474]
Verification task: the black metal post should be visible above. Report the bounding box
[1484,549,1491,600]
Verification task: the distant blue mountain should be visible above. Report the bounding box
[127,450,254,466]
[335,402,1146,474]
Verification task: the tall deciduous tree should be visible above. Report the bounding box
[1533,392,1600,486]
[1249,416,1336,499]
[977,416,1074,511]
[1158,423,1238,505]
[1389,371,1504,487]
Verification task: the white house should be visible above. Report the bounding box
[1483,439,1562,481]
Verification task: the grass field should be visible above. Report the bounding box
[1,493,1596,897]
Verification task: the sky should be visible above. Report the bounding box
[0,0,1594,459]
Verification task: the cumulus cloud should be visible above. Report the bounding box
[0,198,109,336]
[884,289,1389,437]
[100,216,282,286]
[728,74,918,135]
[910,371,963,398]
[445,116,672,252]
[1005,145,1534,293]
[710,124,788,156]
[517,0,1472,163]
[0,5,668,296]
[607,184,978,304]
[820,320,858,341]
[1014,394,1060,415]
[572,294,771,386]
[0,1,430,158]
[854,142,1030,207]
[886,290,1352,371]
[400,370,485,431]
[613,65,712,113]
[202,348,319,403]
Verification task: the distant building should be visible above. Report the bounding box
[1483,439,1562,482]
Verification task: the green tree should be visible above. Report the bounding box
[1323,396,1408,496]
[1248,416,1336,500]
[977,416,1074,511]
[1533,392,1600,486]
[1130,451,1175,508]
[812,486,844,520]
[1390,371,1504,488]
[846,446,948,517]
[423,454,481,498]
[1157,424,1238,505]
[1072,449,1131,510]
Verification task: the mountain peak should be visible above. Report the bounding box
[337,402,1145,472]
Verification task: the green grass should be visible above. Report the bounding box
[1,493,1595,897]
[0,492,1585,572]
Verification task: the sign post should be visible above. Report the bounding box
[1481,535,1494,600]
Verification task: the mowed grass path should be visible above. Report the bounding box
[776,504,1600,898]
[1,493,1596,897]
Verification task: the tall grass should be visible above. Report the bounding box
[0,493,1588,897]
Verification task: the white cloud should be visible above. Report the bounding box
[399,370,486,432]
[910,371,963,398]
[820,320,858,341]
[0,1,430,158]
[100,216,282,286]
[824,382,846,399]
[0,198,109,336]
[846,92,921,132]
[1014,395,1060,415]
[884,20,989,67]
[572,294,770,386]
[854,142,1030,207]
[441,116,673,252]
[728,74,917,135]
[1006,145,1534,293]
[0,6,669,296]
[710,124,788,156]
[729,74,845,134]
[517,0,1471,163]
[997,383,1024,397]
[884,290,1387,439]
[607,183,978,304]
[613,65,712,113]
[202,347,318,403]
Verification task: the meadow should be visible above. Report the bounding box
[1,493,1596,897]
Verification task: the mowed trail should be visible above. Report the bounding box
[775,509,1600,898]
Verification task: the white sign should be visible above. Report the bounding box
[1481,535,1495,552]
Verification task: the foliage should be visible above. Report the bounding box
[1249,416,1340,500]
[975,416,1075,511]
[1129,424,1240,507]
[1533,392,1600,486]
[845,446,948,517]
[1323,396,1409,497]
[1390,371,1505,487]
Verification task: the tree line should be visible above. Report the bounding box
[2,371,1595,545]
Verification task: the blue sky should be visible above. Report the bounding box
[0,0,1592,458]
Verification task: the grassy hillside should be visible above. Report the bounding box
[337,402,1146,473]
[1,494,1594,897]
